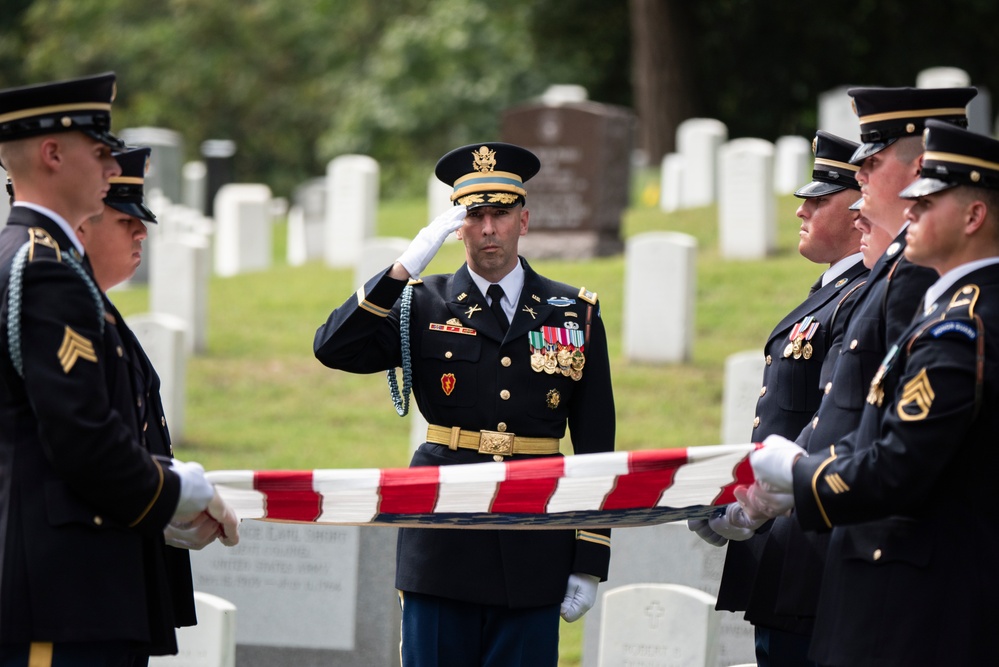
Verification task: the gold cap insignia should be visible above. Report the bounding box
[906,122,916,134]
[971,170,981,182]
[471,146,497,173]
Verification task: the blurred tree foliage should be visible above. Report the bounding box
[1,0,997,197]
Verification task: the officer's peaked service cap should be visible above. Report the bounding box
[900,119,999,199]
[848,86,976,164]
[0,72,124,149]
[436,142,541,210]
[107,147,157,223]
[795,131,861,198]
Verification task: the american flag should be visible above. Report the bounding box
[206,444,757,529]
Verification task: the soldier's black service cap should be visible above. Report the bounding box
[435,142,541,210]
[900,120,999,198]
[795,131,861,198]
[106,147,157,223]
[848,86,977,164]
[0,72,124,149]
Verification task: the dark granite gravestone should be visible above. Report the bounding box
[502,100,635,258]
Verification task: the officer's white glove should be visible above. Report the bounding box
[735,482,795,523]
[170,459,215,523]
[396,205,467,278]
[687,517,728,547]
[206,489,240,546]
[164,511,222,550]
[750,434,807,493]
[709,502,767,542]
[560,572,600,622]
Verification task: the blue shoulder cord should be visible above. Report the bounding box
[387,284,414,416]
[7,242,105,378]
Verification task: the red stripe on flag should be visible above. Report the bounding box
[255,471,321,522]
[379,467,440,514]
[713,443,760,505]
[491,458,564,513]
[601,449,687,510]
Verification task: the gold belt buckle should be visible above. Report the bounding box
[478,430,515,457]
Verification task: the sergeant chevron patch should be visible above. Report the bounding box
[58,326,97,373]
[897,367,935,421]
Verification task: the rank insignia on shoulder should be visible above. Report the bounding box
[547,296,575,307]
[897,367,935,421]
[58,326,97,373]
[577,287,598,304]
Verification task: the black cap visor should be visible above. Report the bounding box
[899,177,957,200]
[794,180,847,198]
[850,138,897,165]
[848,197,863,211]
[107,199,157,223]
[82,127,125,150]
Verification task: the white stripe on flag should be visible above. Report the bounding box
[313,468,382,523]
[658,444,752,507]
[547,451,630,513]
[434,461,507,513]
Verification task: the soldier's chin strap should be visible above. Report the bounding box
[387,284,414,416]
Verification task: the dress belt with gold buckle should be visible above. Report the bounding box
[425,424,560,460]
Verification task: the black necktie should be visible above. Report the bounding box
[487,284,509,333]
[808,276,823,296]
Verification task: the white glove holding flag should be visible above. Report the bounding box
[560,573,600,622]
[397,205,467,278]
[750,434,807,493]
[206,488,240,546]
[735,482,796,522]
[170,459,215,522]
[164,511,222,550]
[687,517,728,547]
[709,502,768,542]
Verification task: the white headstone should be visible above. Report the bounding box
[676,118,727,208]
[581,523,755,667]
[718,138,777,260]
[540,84,589,105]
[287,178,327,266]
[149,592,236,667]
[325,155,379,268]
[598,583,721,667]
[773,135,812,195]
[213,184,273,277]
[623,232,696,363]
[916,66,971,89]
[721,350,766,443]
[128,313,187,442]
[818,86,861,142]
[354,237,409,289]
[119,127,184,204]
[151,233,210,354]
[182,161,207,213]
[427,173,454,223]
[659,152,684,213]
[409,409,429,455]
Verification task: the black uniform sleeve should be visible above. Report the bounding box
[793,327,977,530]
[19,258,179,532]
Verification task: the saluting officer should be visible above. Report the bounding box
[693,132,869,666]
[747,119,999,667]
[314,142,615,667]
[0,74,237,666]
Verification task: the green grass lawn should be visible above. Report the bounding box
[110,185,816,665]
